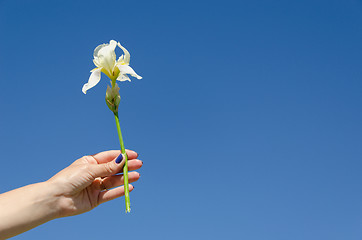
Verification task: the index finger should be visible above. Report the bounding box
[91,149,138,164]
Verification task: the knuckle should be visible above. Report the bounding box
[82,155,91,162]
[71,156,89,166]
[104,163,114,175]
[80,164,91,172]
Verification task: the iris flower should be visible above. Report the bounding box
[82,40,142,94]
[82,40,142,213]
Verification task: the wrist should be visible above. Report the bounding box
[35,181,65,220]
[43,179,79,218]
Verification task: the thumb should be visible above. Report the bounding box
[90,154,124,178]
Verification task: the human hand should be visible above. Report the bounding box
[47,150,142,217]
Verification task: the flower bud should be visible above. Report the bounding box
[105,83,121,114]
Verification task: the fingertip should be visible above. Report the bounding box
[92,150,124,164]
[133,172,141,181]
[115,153,124,164]
[126,149,138,159]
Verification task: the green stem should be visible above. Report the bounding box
[114,112,131,213]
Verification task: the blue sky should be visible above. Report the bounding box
[1,0,362,239]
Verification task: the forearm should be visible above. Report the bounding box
[0,182,60,239]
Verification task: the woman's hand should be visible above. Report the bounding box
[0,149,142,239]
[47,149,142,217]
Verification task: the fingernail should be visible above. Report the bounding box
[115,154,123,164]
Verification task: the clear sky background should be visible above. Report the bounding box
[1,0,362,239]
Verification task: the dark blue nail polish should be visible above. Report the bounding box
[115,154,123,164]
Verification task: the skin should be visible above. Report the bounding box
[0,149,142,239]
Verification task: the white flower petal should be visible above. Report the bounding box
[116,74,131,82]
[94,43,107,58]
[94,40,117,57]
[93,40,118,75]
[82,68,102,94]
[117,65,142,79]
[117,54,124,64]
[93,58,101,68]
[117,42,130,64]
